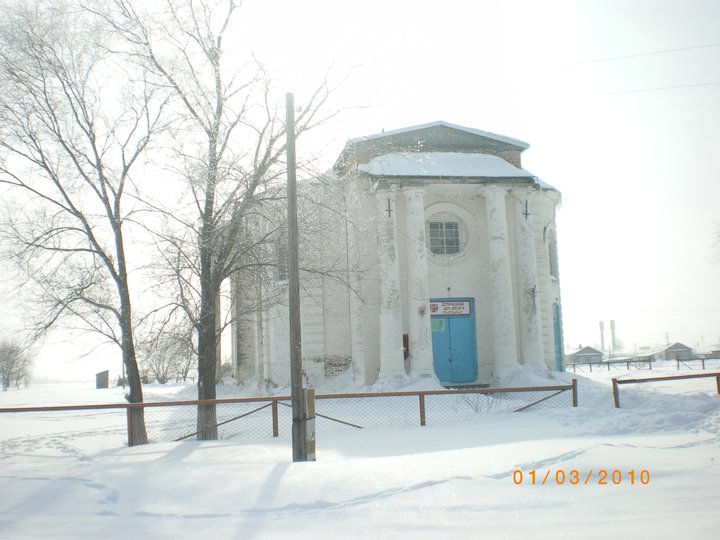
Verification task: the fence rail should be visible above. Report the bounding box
[566,359,653,372]
[674,357,720,370]
[611,372,720,408]
[0,381,578,447]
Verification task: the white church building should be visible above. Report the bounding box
[231,121,565,387]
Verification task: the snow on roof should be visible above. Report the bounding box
[349,121,530,150]
[357,152,535,179]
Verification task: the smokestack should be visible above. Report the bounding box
[599,321,605,352]
[610,320,616,355]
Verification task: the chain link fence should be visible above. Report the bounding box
[310,386,576,433]
[139,399,282,442]
[612,373,720,408]
[1,382,577,448]
[568,357,720,375]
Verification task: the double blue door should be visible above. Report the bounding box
[430,298,477,384]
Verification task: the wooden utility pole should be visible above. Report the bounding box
[286,93,309,461]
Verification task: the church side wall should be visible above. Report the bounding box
[266,285,290,387]
[232,268,265,383]
[298,179,358,386]
[320,276,352,374]
[534,190,563,369]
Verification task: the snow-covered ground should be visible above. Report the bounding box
[1,362,719,539]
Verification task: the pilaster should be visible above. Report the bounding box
[375,189,405,377]
[485,185,519,370]
[402,186,434,376]
[513,189,545,367]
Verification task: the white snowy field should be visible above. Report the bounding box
[1,363,719,539]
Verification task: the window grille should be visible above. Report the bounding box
[428,220,460,255]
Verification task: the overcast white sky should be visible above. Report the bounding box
[4,0,720,380]
[239,0,720,352]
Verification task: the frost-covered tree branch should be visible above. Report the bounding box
[0,1,170,445]
[92,0,341,439]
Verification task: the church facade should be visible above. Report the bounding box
[231,121,564,387]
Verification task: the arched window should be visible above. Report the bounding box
[547,229,559,279]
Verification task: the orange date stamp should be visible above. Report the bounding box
[513,469,650,486]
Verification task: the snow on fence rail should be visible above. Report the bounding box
[0,381,578,447]
[611,372,720,408]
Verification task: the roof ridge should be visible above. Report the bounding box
[348,121,530,150]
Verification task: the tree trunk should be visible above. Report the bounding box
[196,226,219,439]
[196,290,218,439]
[116,223,148,446]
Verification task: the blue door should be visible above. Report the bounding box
[430,298,477,384]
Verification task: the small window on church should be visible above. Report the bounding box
[428,219,460,255]
[548,229,559,279]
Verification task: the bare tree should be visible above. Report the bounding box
[0,2,168,444]
[0,339,33,391]
[96,0,336,439]
[138,323,196,384]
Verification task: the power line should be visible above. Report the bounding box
[566,42,720,67]
[579,80,720,97]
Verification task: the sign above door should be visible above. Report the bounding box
[429,300,471,316]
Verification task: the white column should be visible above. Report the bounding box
[402,187,434,376]
[485,186,519,370]
[376,190,405,377]
[513,189,544,367]
[346,209,367,384]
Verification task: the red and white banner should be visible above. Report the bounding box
[429,301,471,316]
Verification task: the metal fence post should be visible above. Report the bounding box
[419,394,426,426]
[611,379,620,408]
[716,375,720,396]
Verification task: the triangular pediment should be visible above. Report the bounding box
[334,121,528,173]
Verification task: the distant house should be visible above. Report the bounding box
[656,343,694,361]
[565,346,603,364]
[632,353,655,364]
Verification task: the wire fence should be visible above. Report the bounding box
[139,399,281,442]
[612,372,720,408]
[566,359,654,373]
[0,381,577,448]
[567,356,720,374]
[671,357,720,371]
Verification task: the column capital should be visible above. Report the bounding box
[483,184,510,197]
[510,184,537,198]
[401,184,427,194]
